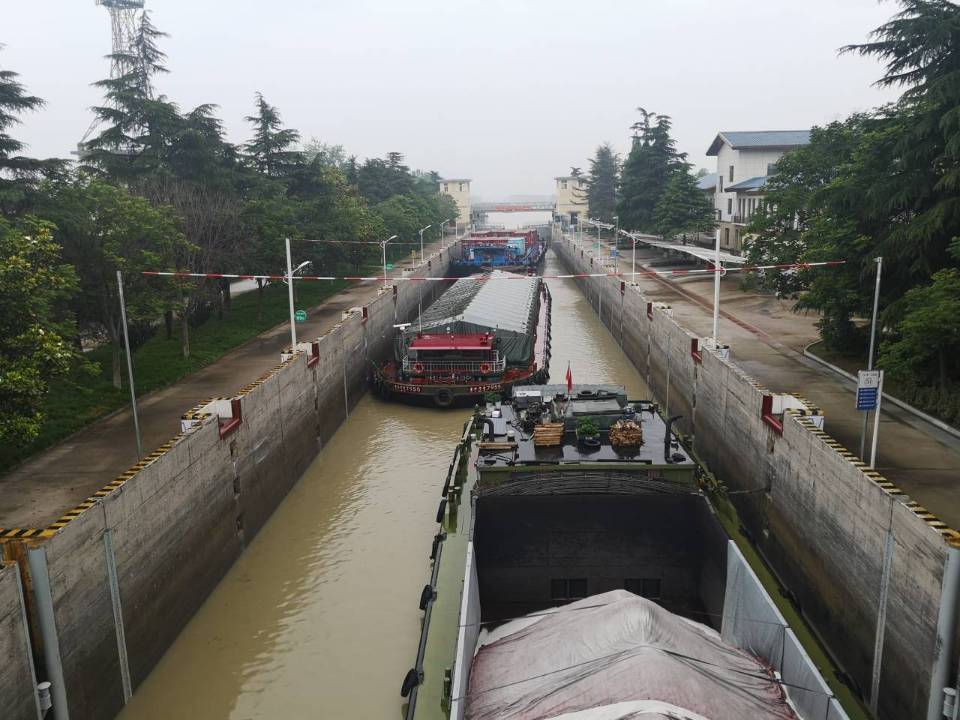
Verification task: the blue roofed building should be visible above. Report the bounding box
[706,130,810,253]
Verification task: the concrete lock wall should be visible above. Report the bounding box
[4,243,458,720]
[553,231,957,720]
[0,562,39,720]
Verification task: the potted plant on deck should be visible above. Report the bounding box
[576,418,601,450]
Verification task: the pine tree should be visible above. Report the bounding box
[0,50,60,215]
[85,11,179,183]
[841,0,960,279]
[617,108,685,232]
[653,168,715,239]
[244,92,302,178]
[586,143,620,223]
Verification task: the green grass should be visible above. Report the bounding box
[808,340,960,430]
[0,279,348,475]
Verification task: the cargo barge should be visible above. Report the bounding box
[451,229,546,275]
[371,271,551,408]
[401,384,860,720]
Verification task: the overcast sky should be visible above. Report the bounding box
[5,0,901,199]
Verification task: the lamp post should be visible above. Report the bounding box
[712,209,722,347]
[381,234,398,289]
[116,271,143,460]
[285,237,298,351]
[612,215,619,272]
[418,224,432,267]
[861,256,884,460]
[440,218,451,247]
[621,229,638,283]
[287,259,311,304]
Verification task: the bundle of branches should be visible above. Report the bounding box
[609,419,643,448]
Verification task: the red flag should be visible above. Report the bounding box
[565,362,573,393]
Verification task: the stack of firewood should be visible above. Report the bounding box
[609,419,642,448]
[533,422,564,447]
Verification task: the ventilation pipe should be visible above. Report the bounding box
[664,415,682,463]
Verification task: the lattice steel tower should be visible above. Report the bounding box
[98,0,146,76]
[78,0,146,152]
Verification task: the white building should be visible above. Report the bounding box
[439,178,472,233]
[706,131,810,253]
[554,175,588,227]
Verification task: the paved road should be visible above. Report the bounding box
[614,243,960,529]
[0,240,452,530]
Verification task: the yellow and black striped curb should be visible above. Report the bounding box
[2,339,325,543]
[794,415,960,547]
[788,394,823,416]
[0,437,183,542]
[181,397,214,422]
[238,358,289,396]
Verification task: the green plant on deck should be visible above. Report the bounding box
[576,417,599,438]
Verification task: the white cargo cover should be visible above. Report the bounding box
[467,590,797,720]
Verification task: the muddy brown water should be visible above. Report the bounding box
[118,248,650,719]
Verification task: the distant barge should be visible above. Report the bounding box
[450,229,546,275]
[371,271,551,408]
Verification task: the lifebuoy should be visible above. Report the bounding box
[479,363,491,374]
[413,362,424,373]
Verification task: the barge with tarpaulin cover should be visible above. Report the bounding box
[451,229,546,275]
[401,384,861,720]
[371,271,551,408]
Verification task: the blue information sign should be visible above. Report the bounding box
[856,388,878,411]
[856,370,881,411]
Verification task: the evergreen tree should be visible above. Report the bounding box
[84,11,178,183]
[356,153,415,203]
[653,167,715,239]
[244,92,302,178]
[0,50,61,216]
[586,143,620,223]
[840,0,960,281]
[617,108,685,232]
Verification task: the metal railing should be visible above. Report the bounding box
[402,356,505,375]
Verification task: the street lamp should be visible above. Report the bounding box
[612,215,619,272]
[285,238,299,350]
[418,224,432,267]
[620,229,638,284]
[381,234,398,289]
[712,209,722,346]
[440,218,452,247]
[290,260,312,304]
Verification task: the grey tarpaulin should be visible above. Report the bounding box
[466,590,799,720]
[403,271,540,364]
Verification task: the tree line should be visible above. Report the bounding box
[0,12,456,447]
[577,112,714,240]
[743,0,960,423]
[575,1,960,425]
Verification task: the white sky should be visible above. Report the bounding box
[4,0,900,199]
